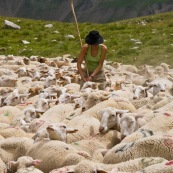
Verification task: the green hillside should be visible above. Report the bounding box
[0,11,173,67]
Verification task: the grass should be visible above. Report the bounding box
[0,11,173,68]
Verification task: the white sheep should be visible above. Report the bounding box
[120,113,147,139]
[99,107,129,133]
[32,122,78,143]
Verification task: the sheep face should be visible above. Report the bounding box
[120,115,137,139]
[46,123,78,142]
[8,156,42,171]
[99,107,129,133]
[133,85,148,99]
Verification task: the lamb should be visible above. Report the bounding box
[8,156,43,173]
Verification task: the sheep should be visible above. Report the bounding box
[103,135,173,164]
[0,106,21,124]
[71,130,121,156]
[120,113,147,139]
[8,156,43,173]
[44,75,57,88]
[136,160,173,173]
[50,157,166,173]
[65,115,101,143]
[56,93,73,104]
[34,98,56,113]
[99,107,129,133]
[146,77,173,96]
[32,122,78,141]
[132,85,150,99]
[120,110,173,143]
[0,75,17,87]
[80,81,99,92]
[74,93,88,109]
[15,67,31,77]
[1,88,30,106]
[0,137,34,164]
[26,140,90,173]
[40,103,75,123]
[81,92,109,112]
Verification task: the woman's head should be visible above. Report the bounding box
[85,30,103,45]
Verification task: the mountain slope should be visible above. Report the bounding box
[0,0,173,23]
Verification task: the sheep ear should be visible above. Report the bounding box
[116,109,129,114]
[32,159,42,166]
[66,128,78,133]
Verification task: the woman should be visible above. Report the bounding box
[77,30,107,90]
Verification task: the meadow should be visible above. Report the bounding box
[0,11,173,67]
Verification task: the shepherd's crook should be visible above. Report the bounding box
[70,0,82,47]
[69,0,89,77]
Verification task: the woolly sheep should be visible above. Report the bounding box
[0,106,21,124]
[0,137,33,164]
[0,75,17,87]
[103,135,173,164]
[50,157,166,173]
[81,92,109,112]
[120,110,173,143]
[136,160,173,173]
[64,115,101,143]
[32,122,78,143]
[79,98,136,123]
[26,140,90,173]
[71,130,121,157]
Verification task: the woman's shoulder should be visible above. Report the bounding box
[81,44,89,53]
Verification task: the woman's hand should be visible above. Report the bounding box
[87,76,93,81]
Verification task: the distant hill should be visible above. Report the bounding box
[0,0,173,23]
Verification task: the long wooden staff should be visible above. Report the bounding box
[69,0,89,77]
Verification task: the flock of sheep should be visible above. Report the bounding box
[0,54,173,173]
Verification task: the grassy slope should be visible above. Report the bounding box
[0,11,173,67]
